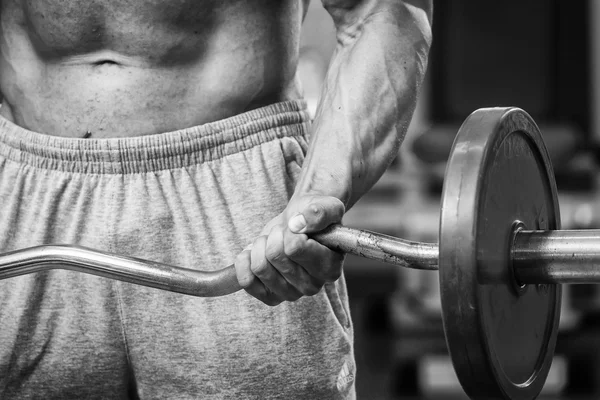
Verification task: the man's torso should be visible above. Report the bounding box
[0,0,309,138]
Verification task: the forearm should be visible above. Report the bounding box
[294,0,432,209]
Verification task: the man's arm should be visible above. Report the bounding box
[235,0,432,306]
[296,0,432,208]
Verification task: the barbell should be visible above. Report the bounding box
[0,107,596,400]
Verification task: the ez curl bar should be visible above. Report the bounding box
[0,108,597,400]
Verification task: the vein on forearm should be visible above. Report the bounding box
[295,0,431,209]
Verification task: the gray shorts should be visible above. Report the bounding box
[0,100,355,399]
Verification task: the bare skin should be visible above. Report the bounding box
[0,0,309,138]
[236,0,432,306]
[0,0,432,306]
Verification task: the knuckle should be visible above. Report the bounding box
[334,197,345,210]
[276,262,294,276]
[254,235,267,246]
[284,236,306,258]
[250,259,269,275]
[265,243,284,264]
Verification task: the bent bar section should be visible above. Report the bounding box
[0,244,242,297]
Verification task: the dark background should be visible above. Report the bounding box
[300,1,600,399]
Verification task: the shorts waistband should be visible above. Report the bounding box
[0,100,310,174]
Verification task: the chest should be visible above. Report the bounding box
[13,0,236,57]
[24,0,220,28]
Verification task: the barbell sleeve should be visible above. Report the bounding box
[3,226,600,296]
[513,229,600,284]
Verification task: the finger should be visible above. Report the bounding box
[288,196,345,234]
[234,248,279,306]
[283,228,345,283]
[265,225,322,296]
[250,235,303,302]
[234,248,254,289]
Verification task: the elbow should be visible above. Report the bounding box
[401,1,433,49]
[321,0,362,11]
[404,0,433,27]
[321,0,362,26]
[322,1,433,50]
[321,0,433,23]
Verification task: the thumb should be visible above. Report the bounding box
[288,195,345,234]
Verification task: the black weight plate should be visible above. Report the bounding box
[439,108,561,400]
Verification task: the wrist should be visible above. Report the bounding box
[292,166,354,208]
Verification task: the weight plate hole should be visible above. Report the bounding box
[510,221,528,295]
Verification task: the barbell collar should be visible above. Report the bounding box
[513,229,600,284]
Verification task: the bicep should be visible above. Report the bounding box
[321,0,432,32]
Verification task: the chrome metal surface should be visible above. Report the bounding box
[0,224,440,297]
[5,222,600,298]
[312,224,439,270]
[0,245,241,297]
[513,229,600,284]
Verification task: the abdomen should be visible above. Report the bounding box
[0,0,304,137]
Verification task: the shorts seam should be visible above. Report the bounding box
[109,179,136,392]
[115,282,137,395]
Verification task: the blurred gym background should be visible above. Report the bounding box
[300,1,600,399]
